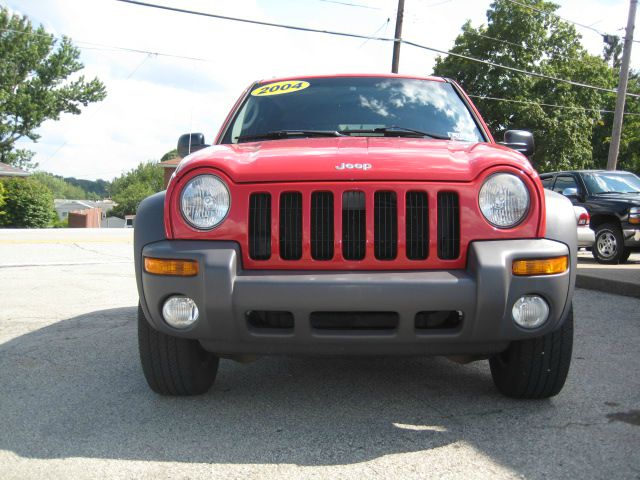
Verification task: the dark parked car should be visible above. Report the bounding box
[540,170,640,264]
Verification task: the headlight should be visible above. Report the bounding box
[479,173,530,228]
[630,207,640,224]
[180,174,230,229]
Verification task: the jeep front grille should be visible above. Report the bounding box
[374,191,398,260]
[248,193,271,260]
[342,191,366,260]
[311,191,334,260]
[437,191,460,260]
[248,187,460,264]
[279,192,302,260]
[406,191,429,260]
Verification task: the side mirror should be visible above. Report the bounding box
[502,130,534,157]
[562,187,578,197]
[177,133,208,158]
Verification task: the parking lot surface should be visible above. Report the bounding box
[0,230,638,479]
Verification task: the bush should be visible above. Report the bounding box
[110,162,164,217]
[0,181,5,219]
[0,177,54,228]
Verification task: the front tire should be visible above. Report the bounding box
[138,304,219,395]
[489,306,573,399]
[593,223,626,264]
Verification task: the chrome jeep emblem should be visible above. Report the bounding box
[335,162,372,171]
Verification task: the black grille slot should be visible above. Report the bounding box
[374,191,397,260]
[246,310,294,331]
[279,192,302,260]
[311,192,334,260]
[415,311,463,330]
[406,191,429,260]
[249,193,271,260]
[437,192,460,259]
[310,312,399,331]
[342,191,366,260]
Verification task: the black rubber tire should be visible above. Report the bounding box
[593,223,625,264]
[489,306,573,399]
[138,304,219,395]
[620,248,632,263]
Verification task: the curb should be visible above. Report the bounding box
[576,273,640,299]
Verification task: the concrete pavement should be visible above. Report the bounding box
[0,229,638,479]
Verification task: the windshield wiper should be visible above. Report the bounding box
[597,191,633,195]
[341,126,450,140]
[236,130,344,142]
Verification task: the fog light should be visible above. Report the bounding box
[512,295,549,329]
[162,296,199,328]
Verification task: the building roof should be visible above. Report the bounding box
[54,199,116,210]
[0,163,31,177]
[159,157,182,168]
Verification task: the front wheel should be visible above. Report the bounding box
[489,306,573,399]
[138,304,219,395]
[593,223,626,264]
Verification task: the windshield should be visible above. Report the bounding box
[222,77,485,144]
[583,172,640,194]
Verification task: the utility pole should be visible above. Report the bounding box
[607,0,637,170]
[391,0,405,73]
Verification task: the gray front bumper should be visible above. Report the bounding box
[623,227,640,247]
[138,239,573,357]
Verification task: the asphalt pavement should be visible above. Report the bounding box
[0,229,638,479]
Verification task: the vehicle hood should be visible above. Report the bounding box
[592,193,640,206]
[176,137,534,183]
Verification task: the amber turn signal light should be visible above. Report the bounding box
[512,256,568,276]
[144,257,199,276]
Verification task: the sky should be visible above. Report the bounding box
[5,0,639,181]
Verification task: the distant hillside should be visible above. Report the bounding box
[32,172,111,200]
[64,177,110,199]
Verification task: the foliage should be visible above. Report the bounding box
[64,177,110,199]
[3,149,36,170]
[591,72,640,175]
[0,180,5,219]
[0,177,54,228]
[160,149,179,162]
[32,172,88,199]
[49,212,68,228]
[0,6,107,168]
[432,0,616,173]
[110,162,164,217]
[602,35,623,69]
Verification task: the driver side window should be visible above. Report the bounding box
[553,176,578,195]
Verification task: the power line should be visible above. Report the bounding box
[46,54,153,163]
[113,0,640,99]
[114,0,396,43]
[503,0,608,37]
[468,94,640,116]
[402,39,640,99]
[318,0,382,10]
[358,18,391,48]
[5,2,637,100]
[503,0,640,44]
[0,27,218,63]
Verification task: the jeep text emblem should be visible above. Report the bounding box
[335,162,372,171]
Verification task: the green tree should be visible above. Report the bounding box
[433,0,615,172]
[0,180,5,219]
[64,177,110,199]
[160,149,179,162]
[0,7,107,169]
[0,177,54,228]
[110,162,164,217]
[32,172,88,199]
[591,58,640,174]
